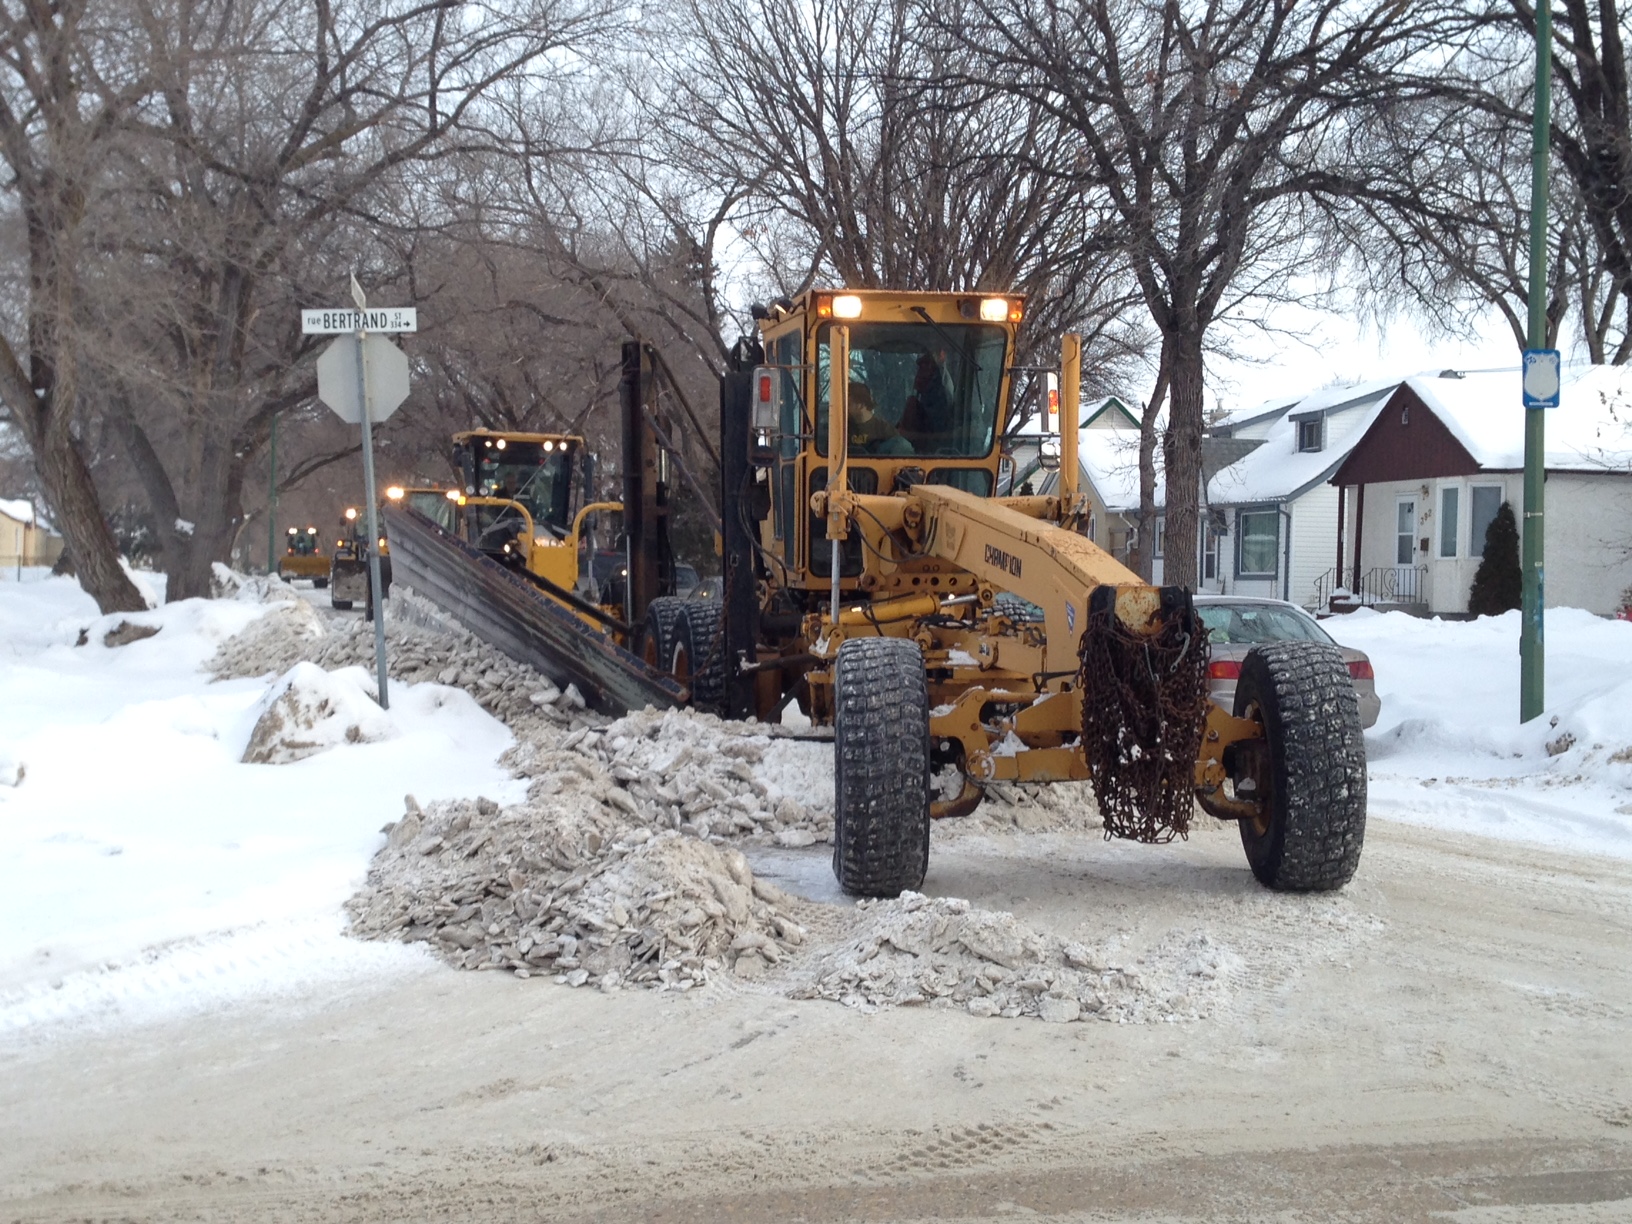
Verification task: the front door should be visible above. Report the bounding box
[1393,496,1420,602]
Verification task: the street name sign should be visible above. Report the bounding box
[301,307,418,334]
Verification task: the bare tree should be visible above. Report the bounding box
[944,0,1458,588]
[78,0,623,600]
[0,0,153,611]
[640,0,1146,374]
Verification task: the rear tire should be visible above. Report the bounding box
[832,637,931,898]
[672,600,728,712]
[641,596,687,673]
[1233,641,1367,892]
[314,576,329,589]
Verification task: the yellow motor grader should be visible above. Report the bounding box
[386,292,1368,898]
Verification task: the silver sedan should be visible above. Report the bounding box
[1195,595,1380,729]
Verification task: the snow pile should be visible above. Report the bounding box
[210,591,560,726]
[347,795,810,990]
[209,562,302,604]
[789,892,1238,1023]
[241,663,394,764]
[507,705,837,846]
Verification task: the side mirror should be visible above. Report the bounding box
[751,366,781,431]
[1038,436,1062,472]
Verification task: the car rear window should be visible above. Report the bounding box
[1197,604,1332,646]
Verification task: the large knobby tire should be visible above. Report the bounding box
[832,637,931,898]
[672,600,728,712]
[641,596,687,673]
[1234,641,1367,892]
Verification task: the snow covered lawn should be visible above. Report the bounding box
[1326,606,1632,858]
[0,576,522,1035]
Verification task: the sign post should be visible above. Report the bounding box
[1520,3,1552,724]
[306,277,415,709]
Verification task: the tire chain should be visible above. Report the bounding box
[1077,596,1211,843]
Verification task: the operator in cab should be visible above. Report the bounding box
[847,380,913,456]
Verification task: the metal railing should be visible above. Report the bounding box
[1311,565,1427,610]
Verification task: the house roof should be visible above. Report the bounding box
[1079,427,1149,513]
[1009,395,1140,437]
[1206,379,1401,506]
[0,498,36,526]
[1406,364,1632,471]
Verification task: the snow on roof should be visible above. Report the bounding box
[0,498,35,526]
[1407,364,1632,472]
[1009,395,1137,437]
[1078,427,1150,513]
[1207,379,1401,506]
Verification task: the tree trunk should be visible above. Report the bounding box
[1133,345,1171,583]
[1161,328,1204,591]
[36,424,147,612]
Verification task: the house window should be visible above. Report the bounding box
[1154,517,1166,558]
[1296,417,1323,452]
[1238,508,1279,576]
[1439,486,1459,558]
[1470,485,1504,556]
[1087,513,1097,543]
[1203,528,1218,581]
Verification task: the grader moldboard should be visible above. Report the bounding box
[384,290,1367,896]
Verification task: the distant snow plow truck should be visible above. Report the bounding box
[384,291,1367,897]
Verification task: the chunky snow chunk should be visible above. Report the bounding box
[241,663,393,765]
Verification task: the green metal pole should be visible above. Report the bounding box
[266,415,278,575]
[1520,2,1550,723]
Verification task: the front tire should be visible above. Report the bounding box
[832,637,931,898]
[1233,641,1367,892]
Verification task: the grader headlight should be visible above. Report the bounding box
[832,294,863,319]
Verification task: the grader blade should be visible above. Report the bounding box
[383,501,686,716]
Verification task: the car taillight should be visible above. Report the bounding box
[1207,661,1241,680]
[1347,660,1375,681]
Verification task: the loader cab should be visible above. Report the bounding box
[750,290,1022,590]
[285,526,321,557]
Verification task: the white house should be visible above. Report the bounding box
[1200,379,1401,605]
[1329,366,1632,616]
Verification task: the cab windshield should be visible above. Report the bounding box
[815,322,1007,459]
[473,440,575,535]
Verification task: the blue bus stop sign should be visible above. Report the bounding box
[1522,349,1561,409]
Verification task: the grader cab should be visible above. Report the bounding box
[385,290,1368,898]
